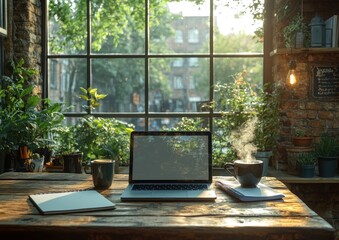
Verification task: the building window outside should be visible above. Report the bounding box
[188,29,199,43]
[46,0,264,131]
[173,75,184,89]
[175,30,183,43]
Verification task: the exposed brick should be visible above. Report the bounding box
[310,120,323,128]
[319,111,334,120]
[306,110,317,119]
[306,102,321,110]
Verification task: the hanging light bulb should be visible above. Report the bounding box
[286,59,297,86]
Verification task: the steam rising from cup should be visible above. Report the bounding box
[230,117,258,162]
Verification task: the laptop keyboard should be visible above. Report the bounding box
[132,184,208,191]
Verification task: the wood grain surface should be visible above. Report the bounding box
[0,172,335,240]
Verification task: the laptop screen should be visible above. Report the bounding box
[129,131,212,183]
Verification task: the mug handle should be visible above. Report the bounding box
[223,163,235,177]
[84,163,91,174]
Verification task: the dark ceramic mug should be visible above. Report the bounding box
[224,160,263,188]
[85,159,115,189]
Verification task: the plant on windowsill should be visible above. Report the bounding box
[0,59,45,171]
[314,134,339,178]
[253,82,281,176]
[0,59,66,172]
[296,152,316,178]
[72,87,134,173]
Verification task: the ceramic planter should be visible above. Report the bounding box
[255,151,272,176]
[318,156,337,177]
[299,164,315,178]
[292,137,313,148]
[63,152,83,173]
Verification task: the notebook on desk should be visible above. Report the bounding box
[120,131,217,201]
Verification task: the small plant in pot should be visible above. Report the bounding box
[291,128,313,148]
[283,13,310,48]
[315,134,339,178]
[296,152,316,178]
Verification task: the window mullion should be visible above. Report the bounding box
[87,0,92,114]
[145,0,150,130]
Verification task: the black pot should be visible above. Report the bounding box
[63,152,83,173]
[318,156,337,177]
[35,148,53,163]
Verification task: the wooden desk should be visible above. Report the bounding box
[0,172,335,240]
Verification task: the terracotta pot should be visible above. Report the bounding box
[292,137,313,148]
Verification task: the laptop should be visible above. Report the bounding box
[120,131,217,202]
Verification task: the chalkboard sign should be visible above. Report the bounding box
[311,66,339,100]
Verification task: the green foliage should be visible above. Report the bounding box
[296,152,316,166]
[79,87,107,112]
[283,13,310,48]
[72,116,134,165]
[292,127,306,137]
[54,126,77,155]
[171,73,281,167]
[254,82,281,151]
[167,117,208,132]
[315,135,339,157]
[0,59,66,153]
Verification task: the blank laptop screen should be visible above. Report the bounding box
[130,132,211,182]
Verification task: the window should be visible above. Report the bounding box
[173,58,184,67]
[0,0,7,37]
[46,0,264,131]
[175,30,183,43]
[188,29,199,43]
[173,76,184,89]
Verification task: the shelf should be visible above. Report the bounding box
[270,47,339,56]
[268,168,339,184]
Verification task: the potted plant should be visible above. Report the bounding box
[314,134,339,177]
[72,87,134,173]
[0,59,42,171]
[254,82,281,176]
[53,125,83,173]
[283,13,310,48]
[33,99,66,163]
[296,152,316,178]
[291,127,313,148]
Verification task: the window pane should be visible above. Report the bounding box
[149,58,209,113]
[214,57,263,86]
[150,117,209,132]
[213,58,263,112]
[48,58,87,112]
[48,0,87,54]
[213,117,236,166]
[213,0,263,53]
[92,58,145,113]
[150,0,210,54]
[91,0,145,54]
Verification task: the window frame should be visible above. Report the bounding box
[43,0,269,132]
[0,0,7,37]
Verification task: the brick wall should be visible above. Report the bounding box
[4,0,42,85]
[271,0,339,170]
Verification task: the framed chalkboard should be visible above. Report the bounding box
[311,65,339,100]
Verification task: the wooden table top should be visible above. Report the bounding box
[0,172,335,240]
